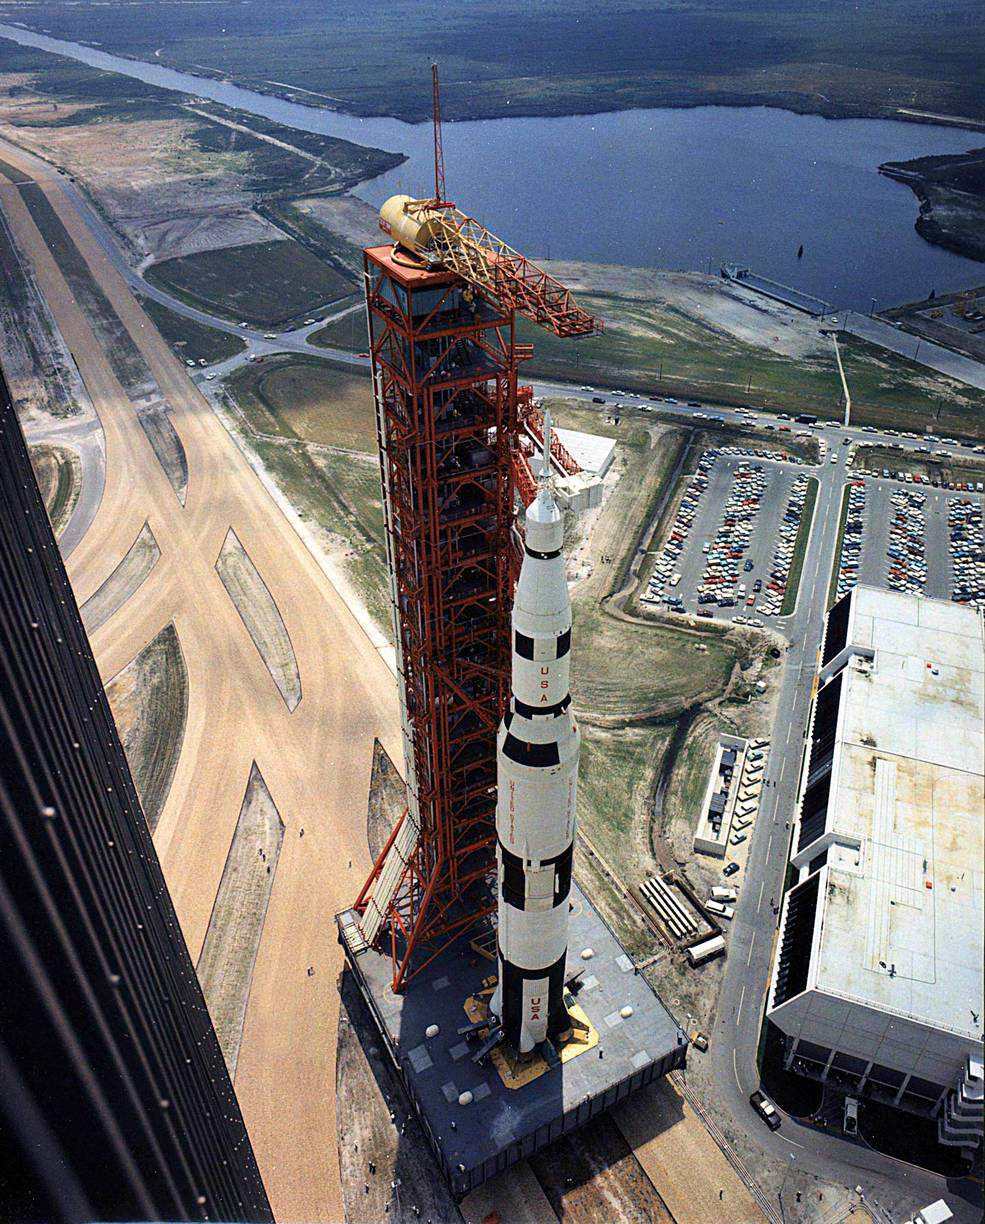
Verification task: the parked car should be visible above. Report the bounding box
[723,861,740,877]
[750,1090,782,1130]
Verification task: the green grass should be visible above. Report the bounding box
[227,354,376,453]
[137,295,247,365]
[662,711,724,838]
[308,309,369,352]
[29,442,80,536]
[779,477,820,616]
[144,240,355,328]
[518,305,845,415]
[577,722,672,883]
[16,181,152,391]
[827,481,852,608]
[839,336,985,441]
[573,609,739,720]
[247,437,390,633]
[256,199,365,278]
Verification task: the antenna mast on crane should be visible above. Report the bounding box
[431,62,446,205]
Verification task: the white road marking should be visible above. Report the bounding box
[779,757,787,784]
[785,1137,805,1150]
[746,933,756,966]
[758,879,765,908]
[737,984,746,1024]
[733,1048,742,1092]
[768,832,774,856]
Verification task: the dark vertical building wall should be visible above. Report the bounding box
[0,371,272,1223]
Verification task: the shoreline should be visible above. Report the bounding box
[3,25,985,136]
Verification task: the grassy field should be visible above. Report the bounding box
[779,477,820,616]
[227,354,376,453]
[838,336,985,441]
[5,1,982,124]
[0,156,33,184]
[308,309,369,352]
[144,240,355,328]
[573,609,739,721]
[661,712,724,842]
[518,299,985,430]
[137,295,247,366]
[15,181,152,392]
[256,200,366,279]
[105,620,188,833]
[577,722,672,892]
[29,442,81,537]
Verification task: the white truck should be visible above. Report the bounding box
[687,935,726,966]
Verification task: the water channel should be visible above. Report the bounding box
[1,22,982,311]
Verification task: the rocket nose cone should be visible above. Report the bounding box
[524,487,563,554]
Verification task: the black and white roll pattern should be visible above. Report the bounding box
[492,424,580,1054]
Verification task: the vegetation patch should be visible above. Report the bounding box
[81,519,161,633]
[577,723,672,898]
[9,1,982,125]
[215,527,302,712]
[196,763,284,1080]
[662,712,725,847]
[105,620,188,833]
[778,476,819,616]
[137,294,247,365]
[28,441,81,537]
[838,334,985,440]
[15,181,153,392]
[827,482,852,608]
[573,610,738,721]
[144,240,356,328]
[138,406,188,505]
[226,353,376,453]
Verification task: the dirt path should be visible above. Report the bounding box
[0,147,402,1222]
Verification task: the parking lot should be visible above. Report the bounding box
[833,477,985,606]
[642,449,813,623]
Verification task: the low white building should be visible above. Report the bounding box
[767,586,984,1152]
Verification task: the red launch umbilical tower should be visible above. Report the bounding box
[350,68,599,992]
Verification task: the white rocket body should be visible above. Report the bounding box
[491,415,580,1054]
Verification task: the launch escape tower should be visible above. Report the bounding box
[344,68,599,994]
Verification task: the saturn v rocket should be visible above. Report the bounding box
[491,414,581,1055]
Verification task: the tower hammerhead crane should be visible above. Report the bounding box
[346,68,600,993]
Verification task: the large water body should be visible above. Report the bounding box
[2,22,983,311]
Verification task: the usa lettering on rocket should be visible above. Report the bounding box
[491,411,580,1055]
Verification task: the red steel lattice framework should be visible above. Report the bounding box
[352,245,519,990]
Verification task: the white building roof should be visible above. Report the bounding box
[553,428,616,477]
[812,588,984,1041]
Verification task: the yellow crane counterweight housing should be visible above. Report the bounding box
[378,194,601,339]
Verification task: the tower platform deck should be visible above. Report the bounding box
[336,883,686,1199]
